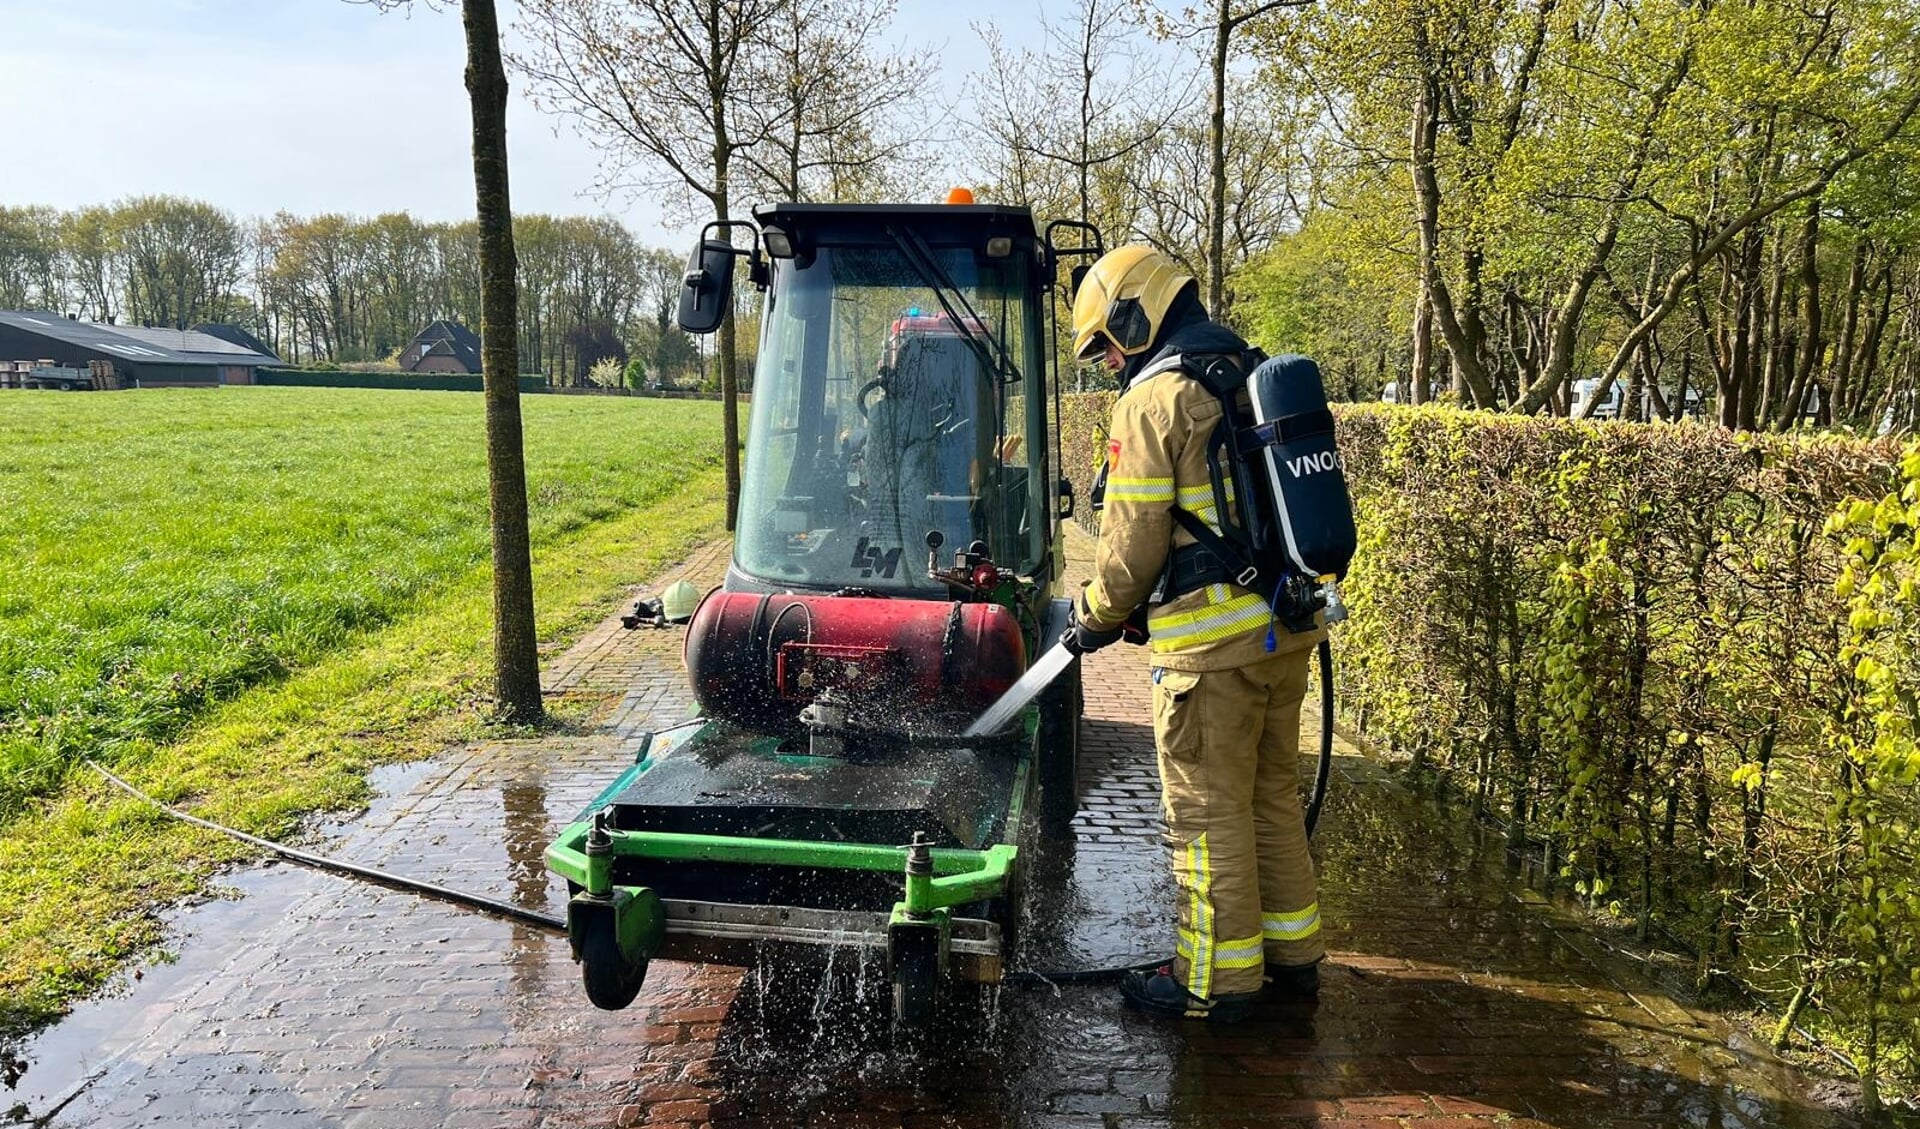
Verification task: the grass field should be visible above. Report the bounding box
[0,387,724,818]
[0,386,729,1033]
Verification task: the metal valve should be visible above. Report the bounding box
[1318,578,1348,625]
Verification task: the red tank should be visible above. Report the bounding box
[684,592,1028,733]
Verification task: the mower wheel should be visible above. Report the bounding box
[1038,660,1083,832]
[579,916,648,1011]
[890,933,942,1031]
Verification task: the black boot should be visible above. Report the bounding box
[1264,961,1321,997]
[1119,966,1261,1023]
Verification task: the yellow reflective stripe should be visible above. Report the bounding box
[1150,594,1270,650]
[1177,477,1236,498]
[1153,591,1264,630]
[1104,476,1174,502]
[1177,477,1239,538]
[1175,485,1234,533]
[1175,483,1235,506]
[1215,934,1266,970]
[1262,903,1322,941]
[1183,835,1213,998]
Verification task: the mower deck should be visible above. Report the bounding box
[544,713,1050,1019]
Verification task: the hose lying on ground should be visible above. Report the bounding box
[88,760,568,934]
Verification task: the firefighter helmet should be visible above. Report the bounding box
[1070,245,1195,363]
[660,580,702,624]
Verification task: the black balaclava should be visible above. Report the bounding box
[1117,282,1204,387]
[1117,281,1239,389]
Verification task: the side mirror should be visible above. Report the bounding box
[677,238,737,335]
[1068,263,1091,300]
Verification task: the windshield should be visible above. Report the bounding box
[735,242,1042,592]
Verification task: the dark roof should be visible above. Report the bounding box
[0,310,278,366]
[193,323,279,360]
[753,202,1041,242]
[405,320,481,371]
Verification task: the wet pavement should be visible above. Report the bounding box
[1,531,1859,1128]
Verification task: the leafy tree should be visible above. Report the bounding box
[0,206,63,311]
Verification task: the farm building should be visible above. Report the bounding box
[0,311,280,388]
[399,320,482,374]
[192,322,279,358]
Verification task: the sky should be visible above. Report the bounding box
[0,0,1093,252]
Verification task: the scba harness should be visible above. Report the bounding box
[1097,351,1357,641]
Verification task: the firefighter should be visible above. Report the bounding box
[1062,245,1326,1023]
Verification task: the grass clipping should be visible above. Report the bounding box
[0,470,725,1037]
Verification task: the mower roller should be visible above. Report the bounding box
[544,200,1107,1027]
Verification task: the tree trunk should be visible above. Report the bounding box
[1410,68,1500,410]
[1725,233,1761,428]
[1831,238,1867,418]
[1411,278,1433,404]
[1776,199,1821,431]
[1850,263,1895,420]
[463,0,543,723]
[712,21,742,532]
[1757,233,1788,428]
[1206,0,1230,316]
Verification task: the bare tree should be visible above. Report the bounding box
[970,0,1182,231]
[1127,81,1309,311]
[739,0,936,203]
[515,0,788,532]
[1144,0,1314,316]
[462,0,543,721]
[364,0,543,722]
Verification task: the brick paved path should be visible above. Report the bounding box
[3,530,1852,1129]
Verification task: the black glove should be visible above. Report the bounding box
[1063,596,1125,655]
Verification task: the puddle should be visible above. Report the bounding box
[1,756,454,1124]
[0,714,1865,1128]
[2,866,326,1123]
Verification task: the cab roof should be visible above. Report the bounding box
[752,202,1039,243]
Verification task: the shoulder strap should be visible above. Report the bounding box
[1168,506,1260,588]
[1237,409,1336,455]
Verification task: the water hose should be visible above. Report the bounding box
[87,760,568,934]
[1305,637,1334,837]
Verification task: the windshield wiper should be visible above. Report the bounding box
[885,225,1023,385]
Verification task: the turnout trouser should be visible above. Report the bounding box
[1151,647,1324,999]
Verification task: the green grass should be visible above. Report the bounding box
[0,386,729,1035]
[0,387,723,819]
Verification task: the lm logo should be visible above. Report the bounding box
[1284,450,1343,478]
[850,536,903,579]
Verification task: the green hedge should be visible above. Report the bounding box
[1057,393,1918,1099]
[1059,392,1114,533]
[257,369,549,394]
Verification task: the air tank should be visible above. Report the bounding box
[684,591,1028,733]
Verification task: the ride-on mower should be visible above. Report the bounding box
[543,198,1106,1028]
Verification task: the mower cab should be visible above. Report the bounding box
[544,200,1104,1028]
